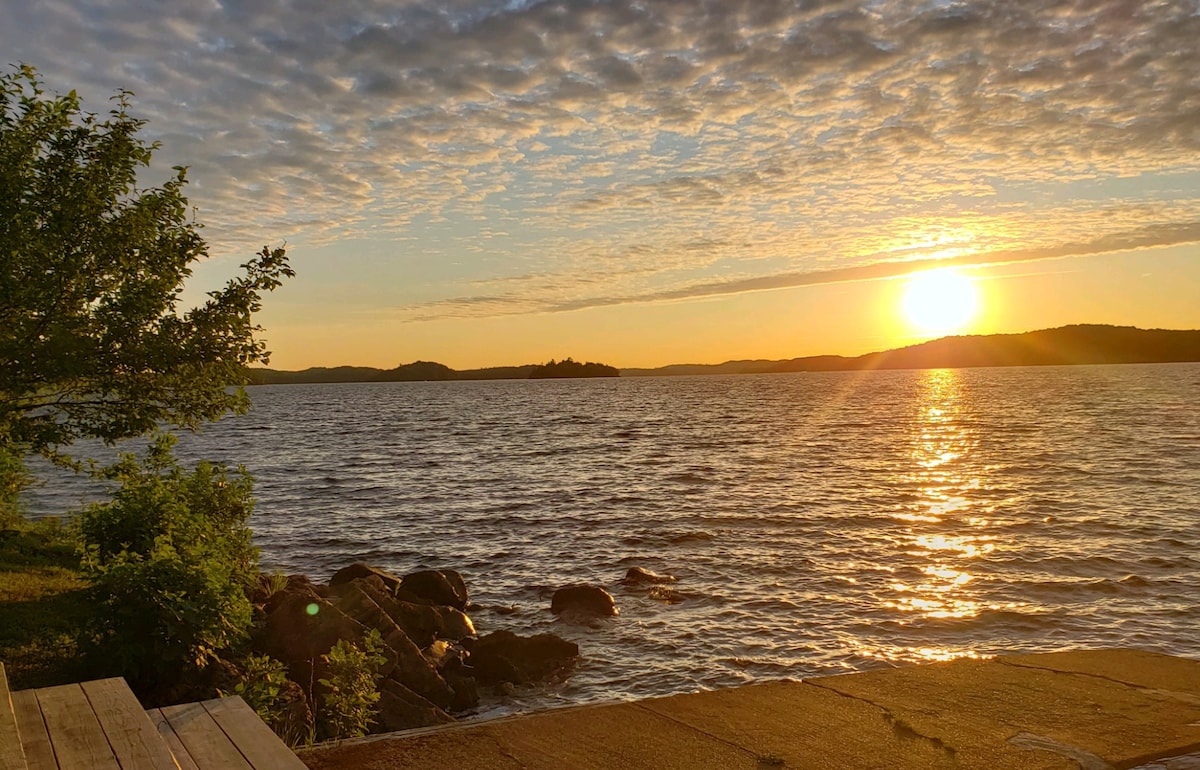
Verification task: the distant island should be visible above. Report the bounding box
[247,357,618,384]
[247,325,1200,384]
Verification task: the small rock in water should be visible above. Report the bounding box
[648,585,686,604]
[621,566,677,585]
[551,585,619,617]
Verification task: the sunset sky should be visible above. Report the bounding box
[6,0,1199,369]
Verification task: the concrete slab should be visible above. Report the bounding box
[299,649,1200,770]
[642,678,1070,770]
[814,651,1200,769]
[1001,649,1200,699]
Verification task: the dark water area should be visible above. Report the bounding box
[24,364,1200,718]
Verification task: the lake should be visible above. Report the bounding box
[25,363,1200,718]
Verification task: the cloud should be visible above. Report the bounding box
[4,0,1199,313]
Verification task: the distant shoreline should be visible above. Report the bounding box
[248,324,1200,385]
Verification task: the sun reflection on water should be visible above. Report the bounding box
[884,369,998,651]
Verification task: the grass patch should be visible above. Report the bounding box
[0,519,95,689]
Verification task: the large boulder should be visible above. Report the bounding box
[620,567,677,585]
[551,585,618,617]
[328,583,457,710]
[376,677,455,733]
[343,577,475,646]
[328,563,403,594]
[252,592,368,686]
[399,569,469,610]
[465,630,579,686]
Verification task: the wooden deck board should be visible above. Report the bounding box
[9,691,55,770]
[159,702,253,770]
[81,679,177,770]
[145,709,199,770]
[33,684,120,770]
[0,664,29,770]
[200,698,306,770]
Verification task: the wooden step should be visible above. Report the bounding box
[10,679,176,770]
[148,697,307,770]
[0,663,29,770]
[6,669,304,770]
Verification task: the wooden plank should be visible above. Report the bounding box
[82,679,178,770]
[34,683,119,770]
[201,697,307,770]
[145,710,198,770]
[0,664,28,770]
[159,702,252,770]
[10,691,54,770]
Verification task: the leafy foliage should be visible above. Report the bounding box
[226,654,291,730]
[317,630,387,740]
[0,444,28,529]
[77,434,258,694]
[0,65,292,461]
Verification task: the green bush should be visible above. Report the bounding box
[77,434,258,694]
[317,630,387,740]
[228,654,291,727]
[0,445,29,530]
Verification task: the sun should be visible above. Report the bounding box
[901,268,979,336]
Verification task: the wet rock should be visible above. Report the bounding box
[465,630,579,686]
[648,585,686,604]
[399,569,469,610]
[328,563,403,594]
[376,677,455,733]
[621,566,677,585]
[551,585,619,617]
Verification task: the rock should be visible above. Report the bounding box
[252,592,368,686]
[328,583,457,709]
[465,630,579,686]
[440,656,480,711]
[551,585,619,617]
[376,677,455,733]
[399,569,469,610]
[345,577,475,646]
[273,678,315,745]
[648,585,686,604]
[328,563,403,594]
[620,567,677,585]
[438,606,475,640]
[253,574,323,615]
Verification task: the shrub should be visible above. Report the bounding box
[317,630,387,740]
[0,445,29,530]
[77,434,258,694]
[228,654,291,728]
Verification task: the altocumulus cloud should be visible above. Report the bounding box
[6,0,1200,317]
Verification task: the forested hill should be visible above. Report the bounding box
[621,325,1200,376]
[247,358,616,384]
[248,326,1200,384]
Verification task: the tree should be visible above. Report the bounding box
[0,65,293,465]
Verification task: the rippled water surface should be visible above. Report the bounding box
[26,364,1200,716]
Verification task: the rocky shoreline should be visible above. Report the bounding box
[245,563,674,738]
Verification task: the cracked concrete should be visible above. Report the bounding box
[301,649,1200,770]
[803,678,957,757]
